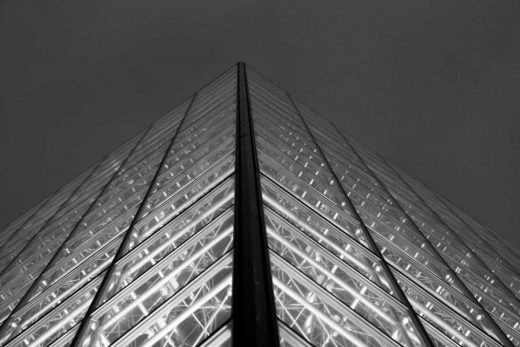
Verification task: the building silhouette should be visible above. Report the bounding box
[0,63,519,347]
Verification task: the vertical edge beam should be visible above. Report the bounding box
[288,94,435,347]
[232,62,280,347]
[69,93,196,347]
[337,129,514,346]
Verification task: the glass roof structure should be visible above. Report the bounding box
[0,62,519,347]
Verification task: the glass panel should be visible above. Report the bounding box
[266,211,423,346]
[79,223,233,346]
[6,272,104,347]
[270,251,399,347]
[104,254,233,347]
[261,177,393,294]
[107,178,234,299]
[394,270,503,347]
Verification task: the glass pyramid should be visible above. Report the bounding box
[0,63,519,347]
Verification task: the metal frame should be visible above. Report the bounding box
[232,62,280,347]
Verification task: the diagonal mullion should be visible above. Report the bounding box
[0,201,43,243]
[375,146,520,309]
[69,93,196,346]
[0,126,153,345]
[0,166,99,310]
[356,152,520,340]
[270,251,401,347]
[387,166,520,329]
[0,171,88,267]
[443,199,520,271]
[0,197,50,253]
[259,174,396,295]
[264,206,408,312]
[337,129,513,346]
[288,93,435,347]
[405,174,520,280]
[0,162,107,283]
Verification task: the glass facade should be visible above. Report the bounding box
[0,63,518,347]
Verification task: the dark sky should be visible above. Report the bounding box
[1,0,519,250]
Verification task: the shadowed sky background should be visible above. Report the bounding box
[1,0,519,250]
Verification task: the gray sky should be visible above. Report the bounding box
[1,0,519,251]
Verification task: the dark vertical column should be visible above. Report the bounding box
[232,62,279,347]
[288,94,435,347]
